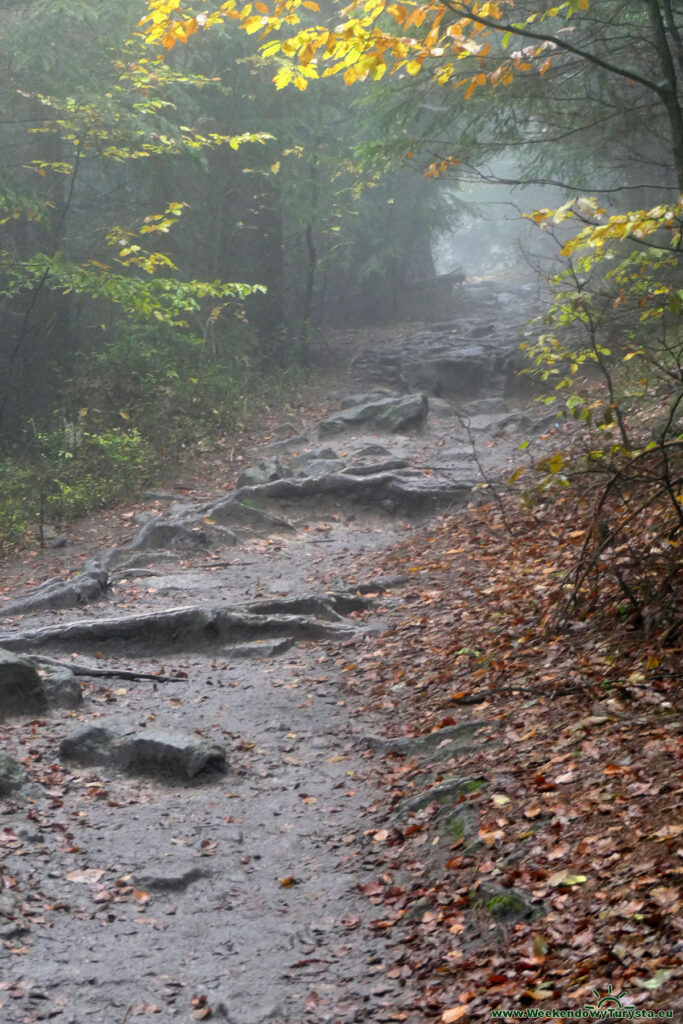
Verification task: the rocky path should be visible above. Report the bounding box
[0,289,557,1024]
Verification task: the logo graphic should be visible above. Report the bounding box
[584,986,637,1015]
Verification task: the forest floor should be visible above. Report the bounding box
[0,314,680,1024]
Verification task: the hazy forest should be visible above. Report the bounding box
[0,1,681,542]
[0,1,681,1022]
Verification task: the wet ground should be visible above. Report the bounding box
[0,294,558,1023]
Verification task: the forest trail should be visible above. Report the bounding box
[0,286,564,1024]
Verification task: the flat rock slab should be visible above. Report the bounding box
[0,648,48,718]
[60,726,226,780]
[340,389,399,408]
[233,469,473,516]
[318,393,428,437]
[203,498,294,535]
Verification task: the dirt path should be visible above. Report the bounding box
[0,290,558,1024]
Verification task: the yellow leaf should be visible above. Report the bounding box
[301,0,320,8]
[270,161,280,174]
[273,66,294,89]
[405,59,423,75]
[293,74,309,90]
[243,14,266,33]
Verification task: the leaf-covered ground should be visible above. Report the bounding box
[0,339,680,1022]
[331,489,682,1022]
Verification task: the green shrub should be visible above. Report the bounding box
[0,427,151,553]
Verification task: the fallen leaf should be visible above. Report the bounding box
[66,868,105,885]
[441,1007,468,1022]
[548,870,587,887]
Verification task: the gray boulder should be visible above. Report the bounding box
[288,447,339,472]
[402,348,491,398]
[205,499,293,535]
[60,726,118,767]
[237,457,287,488]
[0,752,30,795]
[40,664,82,709]
[297,458,346,478]
[318,393,428,437]
[340,389,398,408]
[127,520,208,551]
[0,649,48,718]
[462,397,509,417]
[116,731,226,779]
[60,726,226,780]
[428,397,457,418]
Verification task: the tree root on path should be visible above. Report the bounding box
[0,603,358,653]
[29,655,186,683]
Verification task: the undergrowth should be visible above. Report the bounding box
[0,320,314,554]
